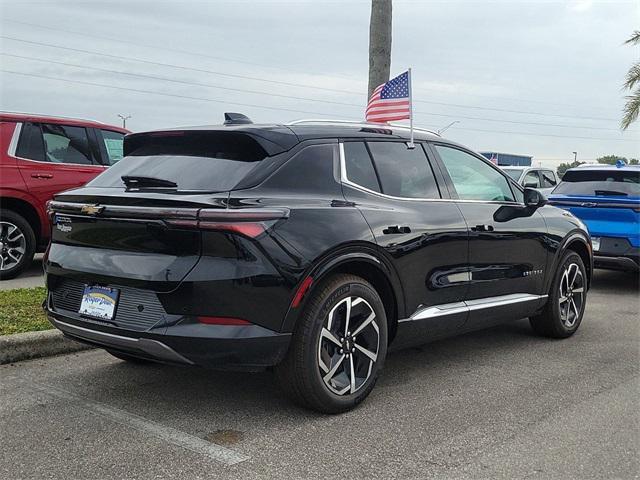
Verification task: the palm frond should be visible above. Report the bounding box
[621,86,640,130]
[624,62,640,91]
[624,30,640,46]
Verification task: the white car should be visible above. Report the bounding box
[501,166,558,196]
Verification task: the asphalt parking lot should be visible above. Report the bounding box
[0,269,638,479]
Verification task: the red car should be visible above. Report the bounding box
[0,112,129,279]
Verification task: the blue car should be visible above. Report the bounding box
[548,163,639,272]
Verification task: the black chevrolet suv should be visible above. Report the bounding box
[45,117,592,413]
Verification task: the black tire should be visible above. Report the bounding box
[0,209,36,281]
[275,274,388,413]
[106,349,152,364]
[530,251,587,338]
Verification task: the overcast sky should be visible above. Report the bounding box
[1,0,638,167]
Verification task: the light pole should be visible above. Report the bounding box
[437,120,459,135]
[118,114,132,129]
[572,151,577,163]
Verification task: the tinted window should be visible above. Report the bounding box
[366,142,440,199]
[41,124,93,164]
[435,145,515,202]
[343,142,380,192]
[523,171,541,188]
[554,169,640,196]
[263,144,339,194]
[541,170,557,188]
[90,131,269,191]
[16,122,45,161]
[100,130,125,165]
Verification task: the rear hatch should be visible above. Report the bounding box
[549,168,640,250]
[46,128,294,292]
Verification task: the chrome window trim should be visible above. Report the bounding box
[402,293,548,322]
[338,142,523,206]
[7,122,22,156]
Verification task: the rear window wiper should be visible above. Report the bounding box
[594,190,628,196]
[121,175,178,190]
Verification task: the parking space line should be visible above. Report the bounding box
[26,380,249,466]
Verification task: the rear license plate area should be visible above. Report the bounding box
[79,285,119,320]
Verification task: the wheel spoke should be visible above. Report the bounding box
[573,287,584,293]
[352,312,376,336]
[343,297,352,336]
[354,343,377,362]
[559,296,569,304]
[570,298,579,320]
[349,355,356,394]
[320,327,342,347]
[323,354,346,383]
[569,265,579,289]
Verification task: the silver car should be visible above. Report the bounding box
[501,166,558,196]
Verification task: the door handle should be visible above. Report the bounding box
[383,225,412,234]
[472,224,494,232]
[31,173,54,179]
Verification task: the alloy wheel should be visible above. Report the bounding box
[0,221,26,272]
[317,296,380,395]
[558,262,585,328]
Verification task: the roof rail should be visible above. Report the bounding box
[0,110,108,125]
[287,119,440,136]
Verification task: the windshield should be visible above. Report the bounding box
[554,169,640,197]
[503,168,524,181]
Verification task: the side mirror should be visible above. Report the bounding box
[524,187,547,208]
[524,181,538,188]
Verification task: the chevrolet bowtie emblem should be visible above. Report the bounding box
[81,204,105,215]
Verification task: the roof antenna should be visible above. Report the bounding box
[224,112,253,125]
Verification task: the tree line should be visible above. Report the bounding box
[557,155,639,178]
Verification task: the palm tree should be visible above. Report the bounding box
[621,31,640,130]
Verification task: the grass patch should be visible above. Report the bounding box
[0,287,51,335]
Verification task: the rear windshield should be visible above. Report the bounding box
[503,168,524,181]
[554,169,640,197]
[89,131,267,191]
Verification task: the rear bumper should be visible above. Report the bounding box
[593,254,639,272]
[46,309,291,370]
[593,240,639,272]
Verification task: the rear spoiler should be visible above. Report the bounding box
[124,127,299,157]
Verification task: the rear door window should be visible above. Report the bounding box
[41,124,93,165]
[366,142,441,199]
[555,169,640,196]
[343,142,381,193]
[98,129,125,165]
[540,170,557,188]
[16,122,45,162]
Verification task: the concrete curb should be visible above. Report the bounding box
[0,329,93,364]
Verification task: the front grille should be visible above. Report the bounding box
[50,278,167,331]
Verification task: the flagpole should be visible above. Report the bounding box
[408,68,414,148]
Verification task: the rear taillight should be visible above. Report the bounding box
[167,208,288,238]
[197,316,252,325]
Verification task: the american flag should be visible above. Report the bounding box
[366,70,411,123]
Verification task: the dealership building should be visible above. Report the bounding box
[480,151,533,166]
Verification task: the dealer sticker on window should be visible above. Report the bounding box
[79,285,119,320]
